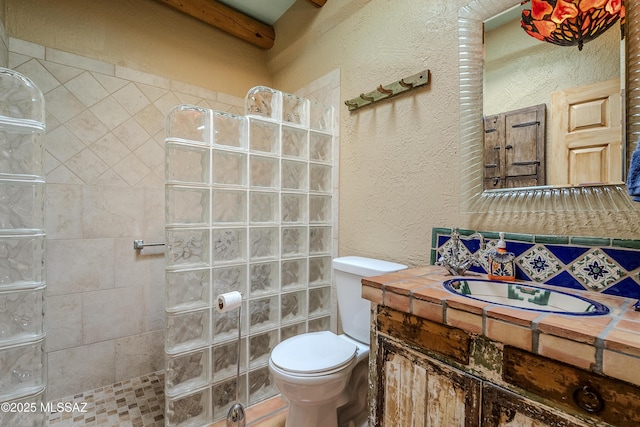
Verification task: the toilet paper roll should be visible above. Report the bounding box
[216,291,242,313]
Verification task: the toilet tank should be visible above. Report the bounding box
[333,256,407,344]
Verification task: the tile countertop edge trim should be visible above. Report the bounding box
[362,266,640,388]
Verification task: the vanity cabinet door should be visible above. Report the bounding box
[482,383,592,427]
[376,338,481,427]
[502,346,640,426]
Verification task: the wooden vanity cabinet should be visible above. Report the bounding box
[375,336,593,427]
[371,307,637,427]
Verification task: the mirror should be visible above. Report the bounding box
[484,3,623,189]
[459,0,637,213]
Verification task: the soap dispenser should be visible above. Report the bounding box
[488,232,515,281]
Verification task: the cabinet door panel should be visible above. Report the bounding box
[377,338,481,427]
[484,114,504,180]
[426,361,477,426]
[504,108,543,178]
[482,383,591,427]
[505,175,538,188]
[383,350,428,426]
[503,346,640,427]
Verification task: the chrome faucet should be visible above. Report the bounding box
[437,228,486,276]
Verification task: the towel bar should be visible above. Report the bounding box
[133,239,165,250]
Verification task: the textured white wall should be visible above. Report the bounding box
[484,18,620,116]
[270,1,466,266]
[269,0,640,261]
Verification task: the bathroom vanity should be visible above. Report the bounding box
[362,266,640,427]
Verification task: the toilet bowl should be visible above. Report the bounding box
[269,331,368,427]
[268,256,407,427]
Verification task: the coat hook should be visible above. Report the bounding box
[377,85,393,95]
[344,69,430,112]
[359,93,375,102]
[345,99,358,109]
[399,79,414,88]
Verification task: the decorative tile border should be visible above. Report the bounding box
[431,228,640,299]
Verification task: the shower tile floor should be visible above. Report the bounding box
[46,372,165,427]
[45,371,287,427]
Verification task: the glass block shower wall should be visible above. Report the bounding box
[0,69,47,426]
[164,86,335,426]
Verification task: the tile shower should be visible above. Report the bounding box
[0,25,340,426]
[163,87,337,426]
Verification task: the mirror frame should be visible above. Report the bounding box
[459,0,637,213]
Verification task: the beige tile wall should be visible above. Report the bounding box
[8,37,246,400]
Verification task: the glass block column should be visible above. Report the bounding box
[0,68,47,427]
[164,86,335,426]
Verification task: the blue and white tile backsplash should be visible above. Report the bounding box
[431,228,640,299]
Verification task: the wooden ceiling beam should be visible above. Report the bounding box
[155,0,275,50]
[306,0,327,7]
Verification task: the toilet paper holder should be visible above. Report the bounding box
[217,291,246,427]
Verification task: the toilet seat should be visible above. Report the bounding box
[271,331,357,375]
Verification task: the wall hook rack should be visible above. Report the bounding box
[344,69,430,111]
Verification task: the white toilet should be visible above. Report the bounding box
[269,256,407,427]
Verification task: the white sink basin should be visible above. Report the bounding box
[443,278,609,315]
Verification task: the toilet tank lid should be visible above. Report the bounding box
[333,256,407,277]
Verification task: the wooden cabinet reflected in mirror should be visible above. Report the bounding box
[483,104,545,190]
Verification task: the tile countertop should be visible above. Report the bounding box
[361,265,640,388]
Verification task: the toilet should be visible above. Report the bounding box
[269,256,407,427]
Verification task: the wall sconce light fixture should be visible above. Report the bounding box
[521,0,625,51]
